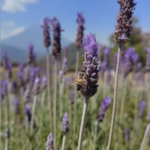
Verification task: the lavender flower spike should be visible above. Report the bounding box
[40,76,47,92]
[4,128,10,139]
[2,52,9,70]
[76,12,85,48]
[125,129,130,141]
[104,48,110,68]
[14,98,19,115]
[51,17,64,58]
[139,100,146,118]
[114,0,136,45]
[46,133,54,150]
[25,106,32,122]
[32,77,41,95]
[41,17,51,47]
[80,33,99,98]
[28,43,36,66]
[97,96,112,122]
[61,112,69,134]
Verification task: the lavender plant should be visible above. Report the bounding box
[51,17,63,148]
[77,33,99,150]
[41,17,52,130]
[107,1,136,149]
[93,96,111,150]
[46,133,54,150]
[73,13,85,144]
[61,112,69,150]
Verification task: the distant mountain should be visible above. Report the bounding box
[38,43,85,71]
[1,43,27,63]
[1,24,71,63]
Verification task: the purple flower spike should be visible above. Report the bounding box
[51,17,63,58]
[10,80,18,93]
[61,112,69,134]
[145,49,150,71]
[76,12,85,48]
[41,17,51,47]
[19,63,24,72]
[97,96,112,122]
[28,43,36,66]
[99,62,106,80]
[14,98,19,115]
[123,48,135,78]
[18,71,24,87]
[77,12,85,25]
[1,88,5,100]
[46,133,54,150]
[25,106,32,122]
[1,80,8,94]
[40,76,47,92]
[24,66,30,82]
[79,33,99,98]
[70,90,74,104]
[104,48,110,68]
[2,52,9,70]
[82,33,97,56]
[4,128,10,139]
[32,77,41,95]
[65,78,70,87]
[132,53,140,72]
[139,100,146,118]
[114,0,136,45]
[125,129,130,141]
[6,63,12,80]
[24,89,32,102]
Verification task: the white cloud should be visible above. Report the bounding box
[1,27,26,40]
[2,0,38,13]
[3,21,15,26]
[10,27,26,36]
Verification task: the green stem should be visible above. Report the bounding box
[46,47,52,130]
[54,59,57,149]
[73,49,79,147]
[41,90,46,107]
[77,98,89,150]
[61,134,66,150]
[31,95,37,133]
[130,118,141,149]
[5,98,8,127]
[139,124,150,150]
[93,121,98,150]
[59,75,65,118]
[5,139,8,150]
[107,45,121,150]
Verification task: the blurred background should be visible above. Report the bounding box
[1,0,150,68]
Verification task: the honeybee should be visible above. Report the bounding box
[76,69,87,91]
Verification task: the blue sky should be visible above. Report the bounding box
[1,0,150,46]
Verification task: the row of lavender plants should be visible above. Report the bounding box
[1,0,150,150]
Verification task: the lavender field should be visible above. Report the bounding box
[1,0,150,150]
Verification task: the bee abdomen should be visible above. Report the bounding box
[76,84,82,91]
